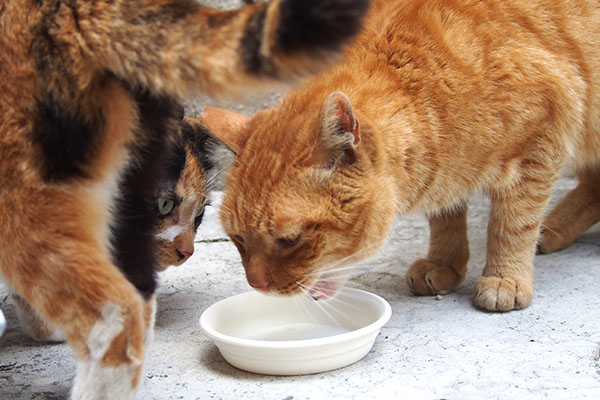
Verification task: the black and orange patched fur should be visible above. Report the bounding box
[154,114,233,270]
[0,0,369,398]
[201,0,600,313]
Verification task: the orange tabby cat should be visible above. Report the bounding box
[202,0,600,312]
[0,0,368,398]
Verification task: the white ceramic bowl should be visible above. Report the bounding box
[200,287,391,375]
[0,307,6,337]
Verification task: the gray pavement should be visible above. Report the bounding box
[1,1,599,398]
[1,177,599,399]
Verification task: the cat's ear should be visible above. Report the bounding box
[194,106,252,154]
[179,115,238,191]
[320,91,360,168]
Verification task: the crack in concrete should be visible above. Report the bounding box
[195,238,230,244]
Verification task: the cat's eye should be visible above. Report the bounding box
[276,234,301,249]
[231,235,244,245]
[157,197,175,216]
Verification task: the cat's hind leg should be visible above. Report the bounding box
[12,293,64,342]
[538,168,600,253]
[405,201,470,296]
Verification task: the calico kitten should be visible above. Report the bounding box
[155,114,233,270]
[0,0,369,398]
[9,113,229,341]
[201,0,600,312]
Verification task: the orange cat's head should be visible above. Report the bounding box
[201,90,396,298]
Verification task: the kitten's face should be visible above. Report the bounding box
[155,116,233,270]
[155,150,208,270]
[204,94,396,298]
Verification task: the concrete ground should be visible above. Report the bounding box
[2,1,600,398]
[1,175,599,399]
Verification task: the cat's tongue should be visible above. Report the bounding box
[308,275,341,300]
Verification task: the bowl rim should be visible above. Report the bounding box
[199,287,392,350]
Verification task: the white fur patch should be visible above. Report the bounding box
[71,302,141,400]
[86,303,125,360]
[156,224,186,242]
[46,329,65,343]
[72,362,138,400]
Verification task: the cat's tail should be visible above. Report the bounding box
[233,0,371,90]
[62,0,370,96]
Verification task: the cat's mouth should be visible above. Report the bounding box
[304,271,346,301]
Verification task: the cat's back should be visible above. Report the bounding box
[0,2,40,112]
[359,0,600,60]
[348,0,600,161]
[0,2,44,183]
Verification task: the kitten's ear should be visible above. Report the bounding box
[179,116,237,191]
[320,91,360,168]
[194,106,252,154]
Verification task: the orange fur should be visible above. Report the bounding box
[207,0,600,311]
[0,0,368,397]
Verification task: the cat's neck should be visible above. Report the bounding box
[336,69,469,215]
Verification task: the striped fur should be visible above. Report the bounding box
[0,0,368,398]
[205,0,600,312]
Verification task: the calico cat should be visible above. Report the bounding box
[0,0,369,398]
[154,114,233,270]
[9,113,227,341]
[200,0,600,313]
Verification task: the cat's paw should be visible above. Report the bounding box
[537,227,570,254]
[405,259,462,296]
[473,277,533,311]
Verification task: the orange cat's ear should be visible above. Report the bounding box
[194,106,252,154]
[320,91,360,167]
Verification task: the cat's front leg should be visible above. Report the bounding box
[405,201,469,296]
[475,179,554,311]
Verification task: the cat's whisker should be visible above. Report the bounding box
[205,167,226,188]
[297,281,319,300]
[296,284,345,328]
[296,281,356,313]
[323,292,364,311]
[303,243,381,279]
[293,289,322,326]
[313,292,360,316]
[302,264,369,277]
[326,242,381,268]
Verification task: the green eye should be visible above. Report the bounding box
[157,197,175,216]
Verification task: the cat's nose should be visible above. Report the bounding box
[247,270,270,290]
[176,247,193,261]
[246,256,270,290]
[174,233,195,262]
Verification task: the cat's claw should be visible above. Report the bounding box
[473,276,533,311]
